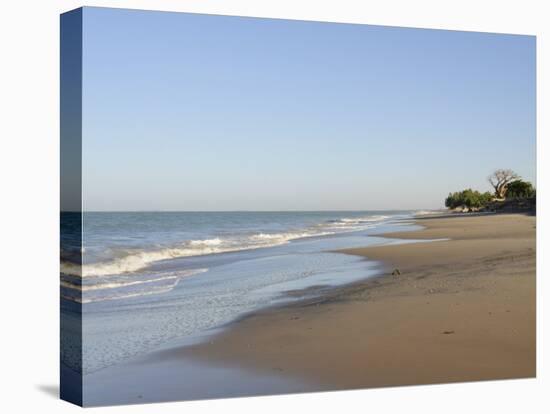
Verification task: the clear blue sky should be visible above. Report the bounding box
[80,7,536,211]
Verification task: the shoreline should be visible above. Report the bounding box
[179,213,536,390]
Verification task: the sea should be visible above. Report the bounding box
[60,211,425,375]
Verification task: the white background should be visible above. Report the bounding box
[0,0,547,412]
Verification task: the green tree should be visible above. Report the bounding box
[506,180,535,199]
[445,189,493,209]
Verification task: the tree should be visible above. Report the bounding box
[488,169,519,200]
[506,180,535,199]
[445,189,493,210]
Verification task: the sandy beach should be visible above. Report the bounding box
[183,213,536,390]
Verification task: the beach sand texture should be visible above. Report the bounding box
[184,213,536,389]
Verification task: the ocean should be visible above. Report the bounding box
[60,211,421,374]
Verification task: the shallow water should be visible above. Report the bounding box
[61,211,424,376]
[83,352,321,406]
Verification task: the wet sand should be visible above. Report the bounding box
[183,213,536,389]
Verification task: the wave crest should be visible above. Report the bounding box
[62,214,392,278]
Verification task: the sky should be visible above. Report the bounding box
[79,7,536,211]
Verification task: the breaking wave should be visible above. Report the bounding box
[61,232,333,278]
[61,214,393,278]
[60,269,208,303]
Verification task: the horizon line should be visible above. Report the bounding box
[61,208,442,213]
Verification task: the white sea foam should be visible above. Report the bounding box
[321,215,390,233]
[414,210,443,216]
[61,214,392,278]
[62,233,329,277]
[61,269,207,292]
[61,277,176,291]
[250,231,333,242]
[340,215,388,223]
[189,238,223,246]
[61,269,209,303]
[61,243,227,277]
[63,285,177,304]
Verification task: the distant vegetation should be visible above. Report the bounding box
[506,180,536,199]
[445,189,493,210]
[488,169,519,200]
[445,169,535,212]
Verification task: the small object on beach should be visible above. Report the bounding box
[289,316,300,320]
[442,330,455,335]
[392,268,401,276]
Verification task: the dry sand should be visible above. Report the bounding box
[183,213,536,390]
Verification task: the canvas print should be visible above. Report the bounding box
[60,7,536,407]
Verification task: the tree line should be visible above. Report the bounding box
[445,169,535,211]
